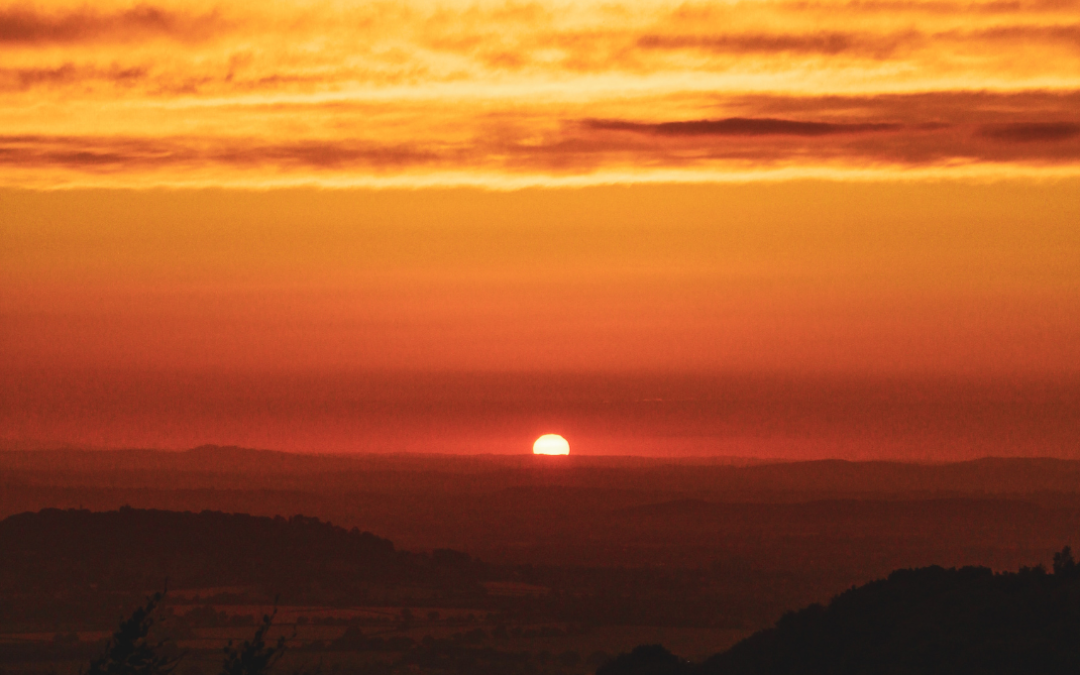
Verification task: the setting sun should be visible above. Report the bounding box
[533,435,570,456]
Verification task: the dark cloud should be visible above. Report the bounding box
[0,5,225,44]
[0,64,148,91]
[634,24,1078,61]
[716,90,1080,117]
[0,135,439,171]
[587,117,901,136]
[215,141,440,169]
[635,31,913,57]
[2,101,1078,178]
[980,122,1080,142]
[782,0,1079,15]
[0,135,194,169]
[959,23,1080,46]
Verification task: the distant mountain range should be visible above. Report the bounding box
[6,444,1080,495]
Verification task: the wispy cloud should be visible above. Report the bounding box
[1,0,1077,186]
[0,5,227,44]
[980,121,1080,142]
[0,63,147,90]
[634,31,915,58]
[2,92,1076,182]
[0,135,439,171]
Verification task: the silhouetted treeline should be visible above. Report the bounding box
[0,507,399,592]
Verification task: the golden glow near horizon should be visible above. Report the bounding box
[533,435,570,455]
[1,0,1078,187]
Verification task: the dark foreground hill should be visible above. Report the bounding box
[606,550,1080,675]
[707,559,1080,675]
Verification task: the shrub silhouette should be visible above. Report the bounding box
[221,607,289,675]
[84,591,182,675]
[87,591,292,675]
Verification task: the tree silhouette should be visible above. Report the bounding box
[221,606,289,675]
[84,591,182,675]
[1053,546,1078,578]
[85,589,296,675]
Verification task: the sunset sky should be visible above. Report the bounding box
[1,0,1078,457]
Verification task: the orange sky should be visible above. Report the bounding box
[1,0,1078,456]
[3,183,1079,374]
[1,0,1078,186]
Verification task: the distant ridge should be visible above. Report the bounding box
[0,442,766,467]
[5,445,1080,494]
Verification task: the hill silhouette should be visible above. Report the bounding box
[601,549,1080,675]
[0,507,439,597]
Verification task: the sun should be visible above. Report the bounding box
[533,434,570,455]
